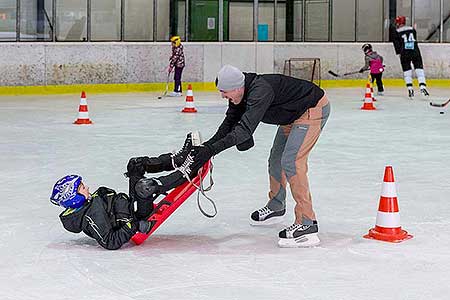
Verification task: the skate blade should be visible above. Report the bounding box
[249,215,284,226]
[191,130,202,146]
[278,233,320,248]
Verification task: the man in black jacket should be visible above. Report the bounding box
[187,65,330,247]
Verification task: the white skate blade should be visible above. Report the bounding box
[191,130,202,146]
[278,233,320,248]
[249,215,284,226]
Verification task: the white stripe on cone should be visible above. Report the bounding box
[185,101,194,108]
[187,90,193,96]
[364,97,372,103]
[381,182,397,197]
[375,211,401,228]
[80,98,87,105]
[77,112,89,118]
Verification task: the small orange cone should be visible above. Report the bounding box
[74,91,93,125]
[182,84,197,113]
[361,82,376,110]
[364,166,413,243]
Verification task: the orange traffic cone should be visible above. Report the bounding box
[182,84,197,113]
[361,82,376,110]
[73,91,93,125]
[364,166,413,243]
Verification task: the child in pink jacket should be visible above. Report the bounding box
[359,43,385,96]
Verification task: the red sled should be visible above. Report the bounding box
[131,160,212,245]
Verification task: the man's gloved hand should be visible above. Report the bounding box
[189,144,215,175]
[137,220,154,234]
[236,137,254,151]
[359,68,365,73]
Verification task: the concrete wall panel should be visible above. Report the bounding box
[203,43,222,82]
[45,43,127,85]
[0,44,45,86]
[221,43,257,72]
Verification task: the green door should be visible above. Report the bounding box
[188,0,228,41]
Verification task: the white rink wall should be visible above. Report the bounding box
[0,42,449,86]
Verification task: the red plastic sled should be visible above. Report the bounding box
[131,160,211,245]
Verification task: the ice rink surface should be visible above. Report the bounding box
[0,87,449,300]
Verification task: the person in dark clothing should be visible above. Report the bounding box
[181,65,330,248]
[359,43,385,95]
[51,133,201,250]
[392,15,429,98]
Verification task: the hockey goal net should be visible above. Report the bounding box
[283,58,321,87]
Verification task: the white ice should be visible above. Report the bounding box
[0,88,449,300]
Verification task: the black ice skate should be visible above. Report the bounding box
[408,89,414,99]
[249,206,285,226]
[171,131,201,168]
[278,221,320,248]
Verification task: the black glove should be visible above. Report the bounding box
[137,220,154,234]
[236,137,254,151]
[359,68,365,73]
[126,157,149,177]
[126,156,165,177]
[190,144,215,175]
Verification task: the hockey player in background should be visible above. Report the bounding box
[392,15,429,98]
[168,36,185,97]
[184,65,330,248]
[50,133,201,250]
[359,43,385,96]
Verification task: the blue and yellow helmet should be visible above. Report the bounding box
[50,175,86,209]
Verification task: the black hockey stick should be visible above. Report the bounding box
[328,70,365,77]
[328,70,341,77]
[429,99,450,108]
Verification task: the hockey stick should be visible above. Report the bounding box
[157,72,171,99]
[328,70,364,77]
[328,70,341,77]
[429,99,450,108]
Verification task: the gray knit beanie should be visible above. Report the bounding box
[216,65,245,91]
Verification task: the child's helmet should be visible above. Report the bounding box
[362,43,372,54]
[170,36,181,47]
[50,175,86,209]
[395,16,406,27]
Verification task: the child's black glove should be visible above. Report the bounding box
[359,68,365,73]
[137,220,154,234]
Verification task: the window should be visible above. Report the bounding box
[156,0,170,41]
[444,0,450,42]
[0,0,16,41]
[275,1,287,41]
[414,0,440,42]
[91,0,121,41]
[20,0,53,41]
[356,0,383,41]
[304,0,329,41]
[228,2,253,41]
[332,0,355,41]
[124,0,154,41]
[258,2,274,41]
[56,0,87,41]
